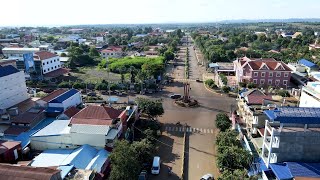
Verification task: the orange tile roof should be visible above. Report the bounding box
[70,105,123,125]
[34,51,58,61]
[40,89,68,103]
[63,106,80,118]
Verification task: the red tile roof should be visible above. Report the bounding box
[0,163,61,180]
[0,140,21,154]
[70,105,123,125]
[4,126,29,135]
[63,106,80,118]
[34,51,58,61]
[247,61,291,71]
[101,46,122,53]
[247,95,273,105]
[39,89,68,103]
[43,68,70,78]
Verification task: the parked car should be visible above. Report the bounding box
[169,94,182,99]
[195,78,202,83]
[138,170,148,180]
[43,88,54,93]
[87,92,96,97]
[200,174,214,180]
[151,156,161,175]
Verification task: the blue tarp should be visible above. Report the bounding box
[270,163,293,180]
[299,59,318,68]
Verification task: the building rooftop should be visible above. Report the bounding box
[34,51,58,60]
[0,65,19,78]
[70,124,110,135]
[39,89,68,103]
[299,59,318,68]
[63,106,80,118]
[0,140,21,154]
[264,107,320,124]
[11,107,44,125]
[0,163,61,180]
[70,105,123,125]
[32,120,71,137]
[270,162,320,179]
[2,47,39,51]
[43,68,70,78]
[49,89,79,104]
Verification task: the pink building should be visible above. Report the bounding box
[234,57,292,88]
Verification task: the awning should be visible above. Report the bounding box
[270,163,293,180]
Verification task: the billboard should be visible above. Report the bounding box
[23,53,35,73]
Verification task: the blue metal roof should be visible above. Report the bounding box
[270,163,293,180]
[299,59,318,68]
[0,65,19,78]
[264,107,320,124]
[58,165,74,179]
[287,162,320,178]
[49,89,79,103]
[45,107,64,113]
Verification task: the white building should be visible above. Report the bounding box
[46,89,82,113]
[0,65,29,110]
[100,46,123,59]
[96,37,104,43]
[34,51,62,75]
[299,82,320,108]
[30,105,132,150]
[2,47,40,60]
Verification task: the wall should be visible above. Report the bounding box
[274,130,320,162]
[251,71,291,87]
[30,134,75,150]
[299,88,320,108]
[48,92,82,110]
[71,133,106,148]
[41,56,61,74]
[0,71,29,109]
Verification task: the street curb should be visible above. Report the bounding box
[202,74,219,95]
[181,126,187,180]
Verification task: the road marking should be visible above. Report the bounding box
[193,128,196,132]
[196,128,200,132]
[165,126,214,134]
[211,129,214,134]
[203,129,207,133]
[197,163,200,169]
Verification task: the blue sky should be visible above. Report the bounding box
[2,0,320,26]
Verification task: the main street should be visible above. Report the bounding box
[152,35,236,180]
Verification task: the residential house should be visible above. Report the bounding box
[299,82,320,108]
[292,32,302,39]
[261,107,320,168]
[0,65,29,110]
[281,32,294,38]
[234,57,292,88]
[309,43,320,50]
[100,46,123,59]
[298,59,319,75]
[0,163,62,180]
[30,105,137,150]
[30,144,110,179]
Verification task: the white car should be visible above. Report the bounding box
[200,174,214,180]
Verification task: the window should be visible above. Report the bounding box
[275,80,280,85]
[42,62,45,65]
[58,65,60,67]
[44,70,46,72]
[51,67,53,70]
[261,72,265,77]
[269,72,273,77]
[48,68,50,71]
[254,72,258,77]
[47,62,49,64]
[260,79,265,84]
[54,59,56,62]
[253,79,257,84]
[55,66,57,68]
[284,73,289,77]
[276,72,281,77]
[103,53,106,55]
[106,53,109,55]
[283,80,288,85]
[50,60,52,63]
[268,79,273,85]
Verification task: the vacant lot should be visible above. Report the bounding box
[69,67,121,83]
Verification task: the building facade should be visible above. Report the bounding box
[261,107,320,168]
[234,57,292,88]
[100,46,123,59]
[299,82,320,108]
[2,47,39,60]
[0,65,29,110]
[34,51,62,75]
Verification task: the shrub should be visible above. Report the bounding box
[219,74,228,85]
[239,82,247,88]
[277,89,290,97]
[247,82,256,89]
[222,86,231,93]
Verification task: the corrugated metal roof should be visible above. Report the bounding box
[287,162,320,178]
[39,89,68,103]
[264,107,320,124]
[270,163,293,180]
[32,120,71,137]
[0,65,19,78]
[61,144,98,169]
[49,89,79,103]
[299,59,318,68]
[31,149,74,167]
[86,149,110,172]
[70,124,109,135]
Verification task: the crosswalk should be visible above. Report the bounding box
[164,126,214,134]
[174,79,196,82]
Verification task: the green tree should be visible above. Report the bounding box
[216,130,241,152]
[217,146,253,170]
[216,113,231,132]
[132,138,155,165]
[109,140,140,180]
[136,97,164,119]
[164,50,175,61]
[218,169,257,180]
[89,47,100,57]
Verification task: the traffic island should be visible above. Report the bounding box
[174,99,199,108]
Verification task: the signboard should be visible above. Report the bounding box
[23,53,35,73]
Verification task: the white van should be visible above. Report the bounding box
[151,156,160,174]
